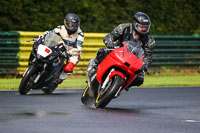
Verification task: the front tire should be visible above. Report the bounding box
[95,75,124,108]
[42,84,57,94]
[18,65,38,95]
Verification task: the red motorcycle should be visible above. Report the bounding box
[81,41,145,108]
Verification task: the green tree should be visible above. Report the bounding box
[0,0,199,34]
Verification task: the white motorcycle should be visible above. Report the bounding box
[19,32,69,95]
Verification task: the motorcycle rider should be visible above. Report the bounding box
[88,12,155,89]
[35,13,84,82]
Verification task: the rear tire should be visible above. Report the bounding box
[18,65,38,95]
[81,85,95,106]
[95,75,124,108]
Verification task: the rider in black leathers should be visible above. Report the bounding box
[88,12,155,88]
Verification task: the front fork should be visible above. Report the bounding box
[101,69,114,89]
[33,63,47,83]
[99,69,125,97]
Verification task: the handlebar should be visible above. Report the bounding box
[106,45,120,51]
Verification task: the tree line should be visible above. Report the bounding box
[0,0,199,35]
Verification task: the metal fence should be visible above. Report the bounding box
[0,31,200,76]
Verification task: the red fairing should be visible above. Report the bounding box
[109,71,125,80]
[96,43,143,89]
[64,62,75,73]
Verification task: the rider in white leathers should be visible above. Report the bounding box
[36,13,84,82]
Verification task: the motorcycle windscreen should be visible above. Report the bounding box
[44,32,64,48]
[123,41,144,58]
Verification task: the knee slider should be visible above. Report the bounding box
[131,76,144,86]
[135,77,144,86]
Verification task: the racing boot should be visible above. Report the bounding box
[125,74,144,91]
[87,48,106,77]
[87,63,98,77]
[87,58,99,77]
[58,62,74,84]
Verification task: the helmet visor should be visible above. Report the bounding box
[66,21,78,28]
[135,23,150,34]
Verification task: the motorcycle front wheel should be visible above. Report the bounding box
[18,65,38,95]
[42,83,57,94]
[95,75,124,108]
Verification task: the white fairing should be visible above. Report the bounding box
[101,69,114,89]
[37,45,52,58]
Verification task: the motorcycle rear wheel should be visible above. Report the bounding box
[18,65,38,95]
[95,75,124,108]
[81,85,95,106]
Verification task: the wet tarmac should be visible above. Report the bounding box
[0,87,200,133]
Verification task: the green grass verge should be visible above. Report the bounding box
[142,75,200,87]
[0,74,199,90]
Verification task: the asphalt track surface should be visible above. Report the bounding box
[0,87,200,133]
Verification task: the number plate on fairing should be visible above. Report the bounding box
[37,45,52,58]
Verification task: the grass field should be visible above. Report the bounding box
[0,73,199,90]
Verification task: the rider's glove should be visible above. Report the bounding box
[141,64,148,73]
[68,49,73,56]
[106,42,115,48]
[135,64,148,74]
[62,51,69,58]
[38,31,49,39]
[32,31,49,42]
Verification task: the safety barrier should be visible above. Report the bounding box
[0,31,200,76]
[0,32,20,75]
[153,35,200,66]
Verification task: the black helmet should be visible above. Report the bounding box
[133,12,151,34]
[64,13,80,34]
